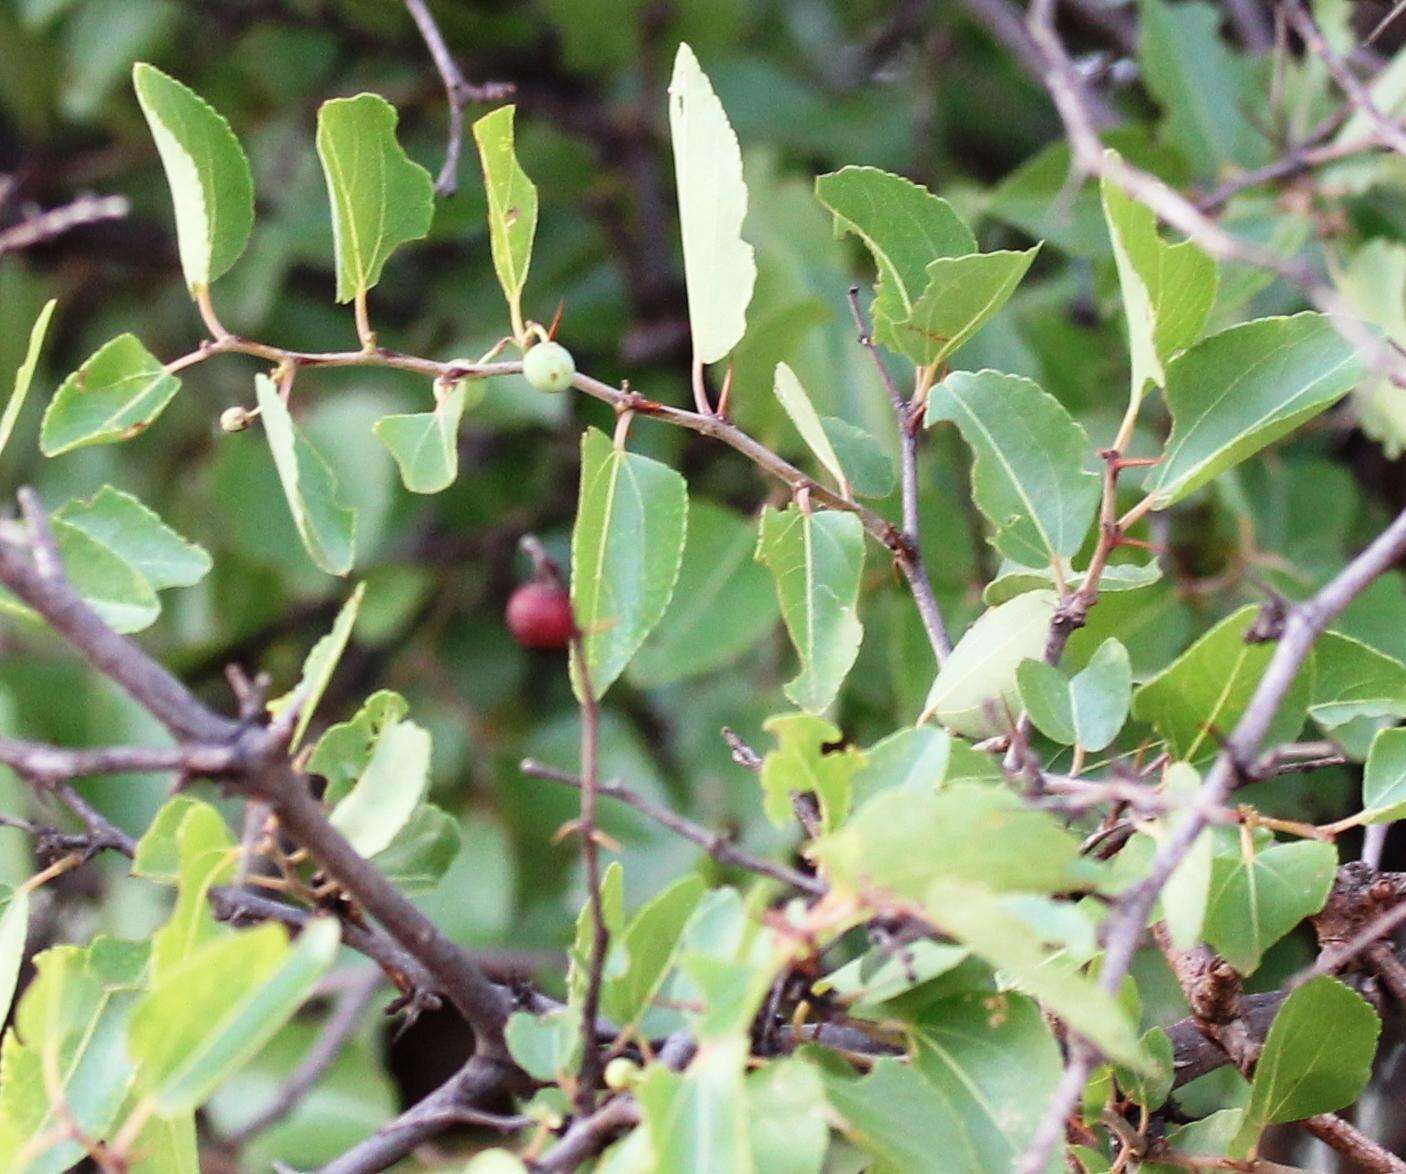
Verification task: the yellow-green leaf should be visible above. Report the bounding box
[132,63,254,292]
[755,505,864,714]
[668,42,756,365]
[472,106,536,333]
[0,298,55,463]
[255,374,356,576]
[40,334,181,456]
[315,93,434,303]
[570,427,688,699]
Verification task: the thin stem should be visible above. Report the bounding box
[569,634,609,1115]
[401,0,513,197]
[521,760,825,895]
[533,1096,642,1174]
[845,287,951,663]
[264,763,516,1056]
[317,1054,522,1174]
[1283,3,1406,160]
[0,193,129,257]
[353,289,375,351]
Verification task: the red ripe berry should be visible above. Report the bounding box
[506,581,576,650]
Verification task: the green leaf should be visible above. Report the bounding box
[855,726,951,795]
[814,166,975,352]
[1132,606,1310,763]
[746,1060,827,1174]
[1143,1110,1245,1173]
[132,63,254,292]
[472,106,537,333]
[907,992,1064,1173]
[774,362,848,494]
[1100,159,1216,395]
[504,1006,582,1083]
[668,42,756,364]
[1138,0,1269,176]
[1116,1028,1175,1112]
[308,689,408,802]
[40,334,181,456]
[1308,632,1406,730]
[922,591,1056,739]
[369,803,460,894]
[601,874,705,1029]
[1333,240,1406,457]
[127,1110,197,1174]
[1017,638,1131,751]
[818,939,970,1009]
[328,715,432,859]
[926,370,1100,566]
[1203,839,1337,974]
[570,427,688,699]
[0,889,29,1029]
[145,799,236,981]
[0,298,55,463]
[374,380,469,494]
[629,501,780,688]
[315,93,434,303]
[983,559,1160,606]
[55,485,211,591]
[568,861,626,1007]
[1233,976,1379,1155]
[131,920,339,1116]
[1145,314,1366,509]
[819,416,895,498]
[755,505,865,713]
[272,582,366,751]
[816,1055,983,1174]
[637,1036,751,1173]
[131,796,204,882]
[255,373,356,575]
[897,247,1040,368]
[1360,726,1406,823]
[816,784,1104,899]
[758,712,864,832]
[50,523,159,633]
[923,880,1149,1069]
[1155,764,1214,952]
[0,938,150,1174]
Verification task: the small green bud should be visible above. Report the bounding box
[522,341,575,393]
[604,1057,640,1090]
[219,406,251,433]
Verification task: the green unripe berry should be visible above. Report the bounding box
[604,1057,640,1090]
[522,341,575,393]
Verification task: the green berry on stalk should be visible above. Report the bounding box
[604,1058,640,1089]
[523,341,575,393]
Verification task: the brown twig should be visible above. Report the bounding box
[0,193,129,256]
[1282,3,1406,161]
[1302,1114,1406,1173]
[317,1053,523,1174]
[533,1096,642,1174]
[568,629,610,1116]
[845,287,951,663]
[520,760,825,896]
[402,0,513,196]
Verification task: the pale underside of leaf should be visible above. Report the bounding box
[668,42,756,365]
